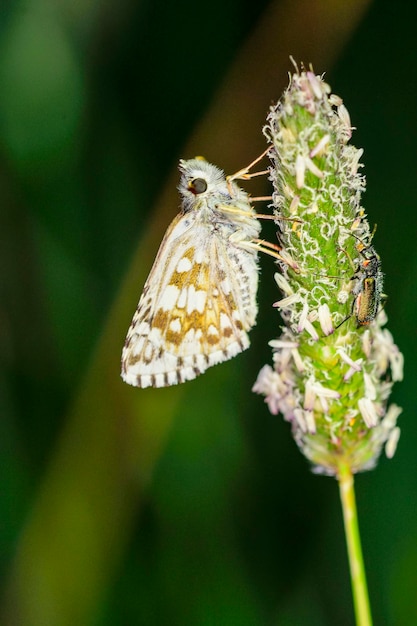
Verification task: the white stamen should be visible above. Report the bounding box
[268,339,299,349]
[338,347,363,381]
[304,378,316,411]
[305,156,323,179]
[298,303,309,332]
[381,404,402,430]
[274,272,294,295]
[338,348,359,368]
[297,303,319,340]
[329,93,343,106]
[304,410,316,434]
[273,294,300,309]
[304,318,319,341]
[306,71,325,99]
[349,148,364,175]
[358,397,378,428]
[311,382,340,400]
[344,360,363,381]
[289,195,300,214]
[310,134,330,158]
[293,408,307,433]
[318,395,330,413]
[338,104,351,130]
[385,427,401,459]
[291,348,305,372]
[363,372,377,401]
[295,154,305,188]
[273,347,293,371]
[252,365,275,395]
[318,303,334,336]
[390,346,404,382]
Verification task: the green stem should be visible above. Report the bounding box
[337,463,373,626]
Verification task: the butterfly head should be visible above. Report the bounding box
[178,158,231,208]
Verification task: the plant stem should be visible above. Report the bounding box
[337,463,373,626]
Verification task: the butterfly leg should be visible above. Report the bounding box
[230,230,299,271]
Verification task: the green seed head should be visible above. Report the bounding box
[253,67,403,476]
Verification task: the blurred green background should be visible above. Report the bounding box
[1,0,416,624]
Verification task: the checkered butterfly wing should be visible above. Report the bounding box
[121,209,258,388]
[121,157,262,388]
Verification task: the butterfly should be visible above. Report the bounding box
[121,157,263,388]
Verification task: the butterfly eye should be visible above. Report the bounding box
[189,177,208,195]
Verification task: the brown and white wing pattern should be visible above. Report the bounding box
[121,157,261,388]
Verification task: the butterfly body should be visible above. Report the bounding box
[121,158,261,388]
